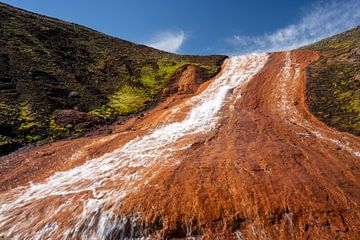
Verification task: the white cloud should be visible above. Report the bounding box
[228,0,360,54]
[145,30,185,53]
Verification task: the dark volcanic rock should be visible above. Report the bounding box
[53,109,103,135]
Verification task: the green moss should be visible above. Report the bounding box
[0,141,8,146]
[17,104,41,133]
[91,85,151,119]
[190,62,219,75]
[340,116,360,132]
[19,105,32,121]
[338,91,353,100]
[0,102,16,112]
[345,98,360,113]
[140,61,185,93]
[18,122,39,131]
[25,135,42,142]
[49,117,69,140]
[11,34,49,59]
[139,65,159,90]
[333,89,341,95]
[75,128,85,134]
[330,41,353,49]
[91,60,218,120]
[140,61,218,92]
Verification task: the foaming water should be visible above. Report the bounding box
[0,54,269,239]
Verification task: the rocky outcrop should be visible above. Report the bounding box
[52,109,103,136]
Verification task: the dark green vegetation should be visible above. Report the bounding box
[0,3,226,155]
[303,26,360,136]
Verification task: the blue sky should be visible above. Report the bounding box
[2,0,360,55]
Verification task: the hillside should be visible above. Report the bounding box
[303,26,360,135]
[1,50,359,239]
[0,3,226,155]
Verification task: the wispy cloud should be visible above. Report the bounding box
[145,30,185,53]
[228,0,360,54]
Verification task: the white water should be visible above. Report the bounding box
[0,54,269,239]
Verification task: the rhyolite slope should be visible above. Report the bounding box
[303,26,360,136]
[0,3,226,155]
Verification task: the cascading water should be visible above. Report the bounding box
[0,54,269,239]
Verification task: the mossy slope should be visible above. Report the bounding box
[0,3,226,155]
[302,26,360,136]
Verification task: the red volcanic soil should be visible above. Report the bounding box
[0,51,360,239]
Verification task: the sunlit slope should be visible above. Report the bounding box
[303,26,360,135]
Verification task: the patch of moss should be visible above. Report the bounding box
[338,90,353,100]
[344,95,360,113]
[0,102,16,113]
[91,85,152,119]
[140,61,218,91]
[13,104,47,144]
[49,117,69,140]
[25,135,42,143]
[330,41,353,49]
[303,27,360,135]
[190,62,219,75]
[18,122,39,131]
[19,105,32,121]
[92,61,219,120]
[140,61,186,93]
[17,104,39,132]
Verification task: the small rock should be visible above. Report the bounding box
[53,109,102,129]
[69,91,80,98]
